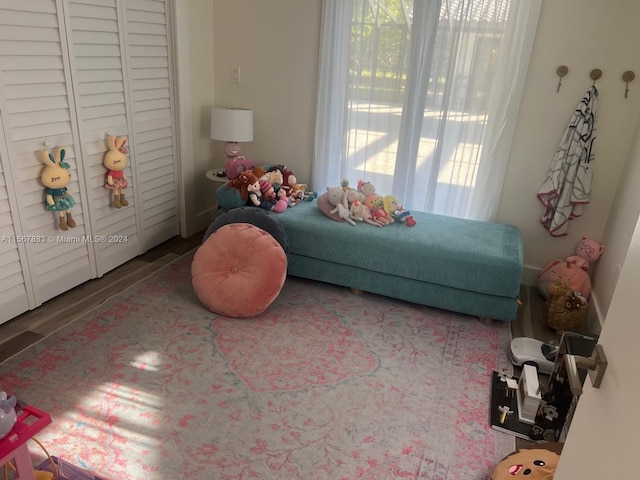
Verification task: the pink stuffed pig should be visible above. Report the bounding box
[566,237,604,271]
[537,237,604,300]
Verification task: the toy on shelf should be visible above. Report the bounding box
[537,237,603,300]
[103,134,129,208]
[40,145,77,231]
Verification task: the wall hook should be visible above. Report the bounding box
[590,68,602,86]
[556,65,569,92]
[622,70,635,98]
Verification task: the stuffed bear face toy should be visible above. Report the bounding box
[490,445,561,480]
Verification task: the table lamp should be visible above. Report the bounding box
[210,107,254,178]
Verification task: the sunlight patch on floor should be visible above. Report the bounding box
[130,351,162,372]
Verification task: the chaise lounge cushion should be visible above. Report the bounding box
[274,200,523,320]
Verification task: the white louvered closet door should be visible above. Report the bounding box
[0,0,179,325]
[125,0,179,251]
[65,0,142,275]
[0,114,31,320]
[0,0,94,313]
[65,0,179,273]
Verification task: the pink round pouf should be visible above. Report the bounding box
[191,223,287,318]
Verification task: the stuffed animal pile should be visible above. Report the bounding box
[225,164,317,212]
[325,179,416,227]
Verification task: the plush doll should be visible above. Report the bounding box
[227,171,252,202]
[281,168,308,206]
[103,135,129,208]
[40,146,77,230]
[341,180,359,205]
[266,166,284,190]
[357,180,394,225]
[259,178,277,202]
[537,237,603,300]
[363,195,393,225]
[291,181,308,204]
[356,179,377,202]
[350,199,382,227]
[383,195,416,227]
[251,166,267,178]
[243,171,288,212]
[326,185,355,225]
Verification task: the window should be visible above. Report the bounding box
[313,0,541,220]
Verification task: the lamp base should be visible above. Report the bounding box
[224,142,242,158]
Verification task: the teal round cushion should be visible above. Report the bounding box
[203,206,289,260]
[216,183,247,211]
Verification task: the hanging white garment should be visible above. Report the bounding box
[537,86,598,236]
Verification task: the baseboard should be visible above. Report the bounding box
[586,291,604,335]
[521,265,539,287]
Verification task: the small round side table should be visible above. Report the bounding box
[205,169,229,184]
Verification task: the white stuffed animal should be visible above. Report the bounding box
[326,185,355,226]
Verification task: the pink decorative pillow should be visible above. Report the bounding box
[191,223,287,318]
[316,192,342,222]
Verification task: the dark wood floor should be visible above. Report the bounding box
[0,231,204,364]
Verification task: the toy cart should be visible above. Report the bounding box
[0,405,52,480]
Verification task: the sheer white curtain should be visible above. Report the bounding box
[312,0,541,221]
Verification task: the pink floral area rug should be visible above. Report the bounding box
[0,252,514,479]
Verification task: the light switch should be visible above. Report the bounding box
[231,66,240,84]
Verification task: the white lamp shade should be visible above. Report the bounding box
[210,107,253,142]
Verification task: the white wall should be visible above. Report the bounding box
[554,174,640,477]
[211,0,322,181]
[498,0,640,291]
[173,0,217,237]
[593,122,640,317]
